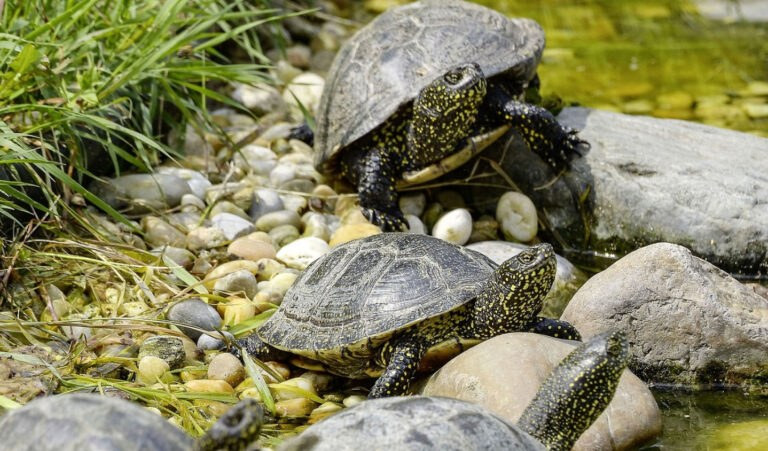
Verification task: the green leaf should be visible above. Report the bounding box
[9,44,40,74]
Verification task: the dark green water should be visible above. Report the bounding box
[474,0,768,135]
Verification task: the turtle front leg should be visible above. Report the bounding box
[342,148,408,231]
[483,84,588,170]
[527,316,582,341]
[369,338,426,398]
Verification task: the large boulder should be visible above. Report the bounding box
[561,242,768,386]
[420,333,661,451]
[467,107,768,278]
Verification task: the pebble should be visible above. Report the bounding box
[328,223,381,247]
[231,82,286,115]
[155,167,212,199]
[207,352,246,387]
[257,272,299,304]
[422,202,444,231]
[168,211,204,230]
[227,237,277,261]
[431,208,472,245]
[496,191,538,242]
[282,72,325,115]
[197,331,234,351]
[138,335,186,370]
[212,269,259,299]
[311,184,338,210]
[205,182,247,205]
[211,213,255,240]
[256,210,302,232]
[180,194,205,211]
[142,216,186,248]
[272,377,317,401]
[90,173,192,213]
[232,144,278,175]
[342,395,366,408]
[269,224,301,247]
[270,163,298,187]
[250,188,284,220]
[399,192,427,217]
[405,215,426,234]
[209,200,250,220]
[204,260,262,288]
[308,402,343,424]
[137,356,171,385]
[275,237,330,270]
[279,193,309,214]
[302,213,331,241]
[254,258,286,281]
[186,226,228,251]
[221,297,256,326]
[184,379,234,394]
[276,398,317,417]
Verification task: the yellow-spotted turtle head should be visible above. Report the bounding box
[196,398,264,451]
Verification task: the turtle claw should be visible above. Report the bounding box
[363,208,408,232]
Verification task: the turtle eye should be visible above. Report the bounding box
[443,70,463,85]
[518,251,535,264]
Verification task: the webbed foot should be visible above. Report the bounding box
[527,316,582,341]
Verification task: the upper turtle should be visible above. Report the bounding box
[315,0,544,165]
[312,0,586,231]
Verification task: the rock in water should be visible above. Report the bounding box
[561,242,768,386]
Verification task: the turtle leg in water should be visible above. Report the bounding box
[477,80,588,170]
[518,330,629,451]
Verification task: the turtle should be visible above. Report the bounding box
[278,330,630,451]
[243,232,581,399]
[312,0,587,231]
[0,393,263,451]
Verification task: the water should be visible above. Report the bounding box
[475,0,768,134]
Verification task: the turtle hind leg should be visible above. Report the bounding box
[288,122,314,146]
[527,316,582,341]
[342,148,408,232]
[482,83,588,170]
[369,338,426,398]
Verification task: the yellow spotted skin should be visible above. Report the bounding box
[518,331,629,451]
[338,63,587,232]
[196,398,263,451]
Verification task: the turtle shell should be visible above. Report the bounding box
[258,233,496,355]
[314,0,545,171]
[0,393,193,451]
[278,396,545,451]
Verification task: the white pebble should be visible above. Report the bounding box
[431,208,472,245]
[496,191,538,242]
[233,145,277,175]
[282,72,325,114]
[405,215,426,235]
[270,163,297,187]
[399,193,427,217]
[276,237,330,270]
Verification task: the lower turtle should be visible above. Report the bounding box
[0,393,263,451]
[242,232,580,398]
[278,330,630,451]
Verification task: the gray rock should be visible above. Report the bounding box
[167,299,222,341]
[561,242,768,386]
[211,212,255,240]
[256,210,301,232]
[197,331,234,351]
[138,335,186,370]
[421,333,661,451]
[90,173,193,213]
[467,241,587,318]
[186,226,228,251]
[151,246,196,269]
[250,188,284,220]
[212,269,259,299]
[472,107,768,278]
[232,145,278,175]
[142,216,186,248]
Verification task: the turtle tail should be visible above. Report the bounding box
[517,330,629,451]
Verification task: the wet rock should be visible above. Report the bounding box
[276,237,330,270]
[90,173,193,213]
[138,335,186,370]
[431,208,472,245]
[421,333,661,451]
[467,241,588,318]
[561,243,768,386]
[167,298,222,341]
[496,191,537,243]
[211,212,254,240]
[487,107,768,277]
